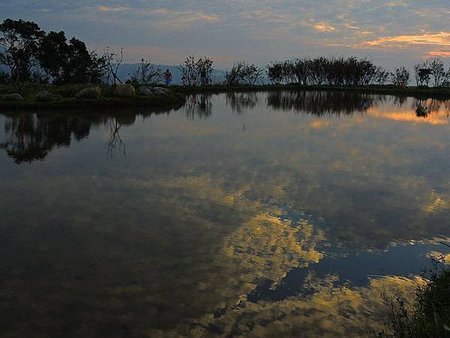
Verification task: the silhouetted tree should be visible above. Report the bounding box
[414,62,432,87]
[392,67,410,86]
[129,58,162,85]
[429,58,446,87]
[0,19,44,83]
[179,56,213,86]
[225,62,262,85]
[102,47,123,85]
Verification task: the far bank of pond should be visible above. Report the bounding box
[1,83,450,112]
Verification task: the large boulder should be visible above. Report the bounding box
[36,91,61,102]
[0,93,23,102]
[138,86,154,96]
[152,87,170,95]
[75,87,101,99]
[114,84,136,98]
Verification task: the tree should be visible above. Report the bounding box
[178,56,213,86]
[37,30,106,84]
[392,67,410,86]
[414,62,431,87]
[102,47,123,85]
[429,58,445,87]
[64,37,106,84]
[374,67,390,85]
[0,19,44,83]
[267,61,286,84]
[225,62,262,85]
[37,31,70,84]
[129,58,162,85]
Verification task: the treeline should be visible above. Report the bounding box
[0,19,108,84]
[1,18,450,88]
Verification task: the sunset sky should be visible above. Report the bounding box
[2,0,450,69]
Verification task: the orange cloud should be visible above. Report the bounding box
[365,32,450,47]
[366,108,449,126]
[97,6,129,12]
[427,51,450,57]
[313,22,336,32]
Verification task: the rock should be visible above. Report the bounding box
[138,86,154,96]
[152,87,170,95]
[75,87,101,99]
[0,93,24,101]
[36,91,60,102]
[114,84,135,98]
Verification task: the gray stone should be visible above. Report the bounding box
[138,86,154,96]
[152,87,170,95]
[114,84,136,98]
[0,93,24,102]
[75,87,101,99]
[36,91,60,102]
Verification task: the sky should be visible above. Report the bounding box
[1,0,450,69]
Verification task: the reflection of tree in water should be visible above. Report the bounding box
[414,98,448,118]
[185,94,213,120]
[0,113,99,164]
[267,91,382,115]
[107,119,126,158]
[226,92,259,114]
[0,113,138,163]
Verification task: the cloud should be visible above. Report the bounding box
[313,22,336,32]
[97,6,129,13]
[427,50,450,57]
[365,32,450,47]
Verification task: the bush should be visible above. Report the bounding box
[377,263,450,337]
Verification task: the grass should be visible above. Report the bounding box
[0,83,185,111]
[376,265,450,338]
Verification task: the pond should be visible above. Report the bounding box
[0,91,449,337]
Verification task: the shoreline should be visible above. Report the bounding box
[1,84,450,112]
[175,84,450,99]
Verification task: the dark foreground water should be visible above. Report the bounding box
[0,91,449,337]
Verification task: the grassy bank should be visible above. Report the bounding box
[0,83,186,111]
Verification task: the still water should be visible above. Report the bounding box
[0,91,449,337]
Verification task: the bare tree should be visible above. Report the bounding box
[429,58,445,87]
[103,47,123,85]
[178,56,214,86]
[129,58,162,85]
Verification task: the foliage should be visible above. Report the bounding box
[39,31,107,84]
[0,18,107,85]
[0,18,44,83]
[414,62,432,87]
[430,58,446,87]
[267,57,386,86]
[178,56,213,86]
[377,260,450,338]
[0,70,10,84]
[129,58,162,85]
[224,62,263,85]
[392,66,410,86]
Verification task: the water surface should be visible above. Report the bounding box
[0,91,449,337]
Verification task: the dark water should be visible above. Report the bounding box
[0,91,449,337]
